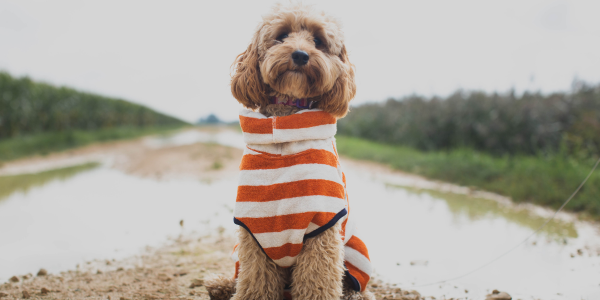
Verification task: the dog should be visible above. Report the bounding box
[204,4,374,300]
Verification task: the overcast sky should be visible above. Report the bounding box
[1,0,599,122]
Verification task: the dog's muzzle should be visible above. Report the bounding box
[270,96,316,109]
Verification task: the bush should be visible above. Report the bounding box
[339,81,600,158]
[0,71,187,139]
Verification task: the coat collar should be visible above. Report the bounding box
[239,108,337,145]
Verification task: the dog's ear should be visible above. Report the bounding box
[317,45,356,119]
[231,32,269,110]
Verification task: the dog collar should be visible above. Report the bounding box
[270,96,316,109]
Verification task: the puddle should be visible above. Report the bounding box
[0,129,599,300]
[0,163,99,202]
[399,186,578,238]
[143,127,245,150]
[0,167,238,282]
[345,167,600,300]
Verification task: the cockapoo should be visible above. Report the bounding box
[205,4,374,300]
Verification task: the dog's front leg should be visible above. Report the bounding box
[232,228,284,300]
[291,222,344,300]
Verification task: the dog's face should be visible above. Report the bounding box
[231,4,356,118]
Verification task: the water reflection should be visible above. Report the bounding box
[0,163,99,201]
[0,167,237,282]
[343,166,599,300]
[397,186,578,238]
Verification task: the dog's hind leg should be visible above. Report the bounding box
[291,222,344,300]
[231,228,284,300]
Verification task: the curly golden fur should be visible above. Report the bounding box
[205,3,374,300]
[230,3,356,118]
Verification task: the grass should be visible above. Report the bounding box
[0,125,188,163]
[0,162,99,201]
[336,136,600,219]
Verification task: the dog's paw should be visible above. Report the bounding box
[341,288,376,300]
[340,289,362,300]
[204,274,236,300]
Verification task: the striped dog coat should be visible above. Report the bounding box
[231,108,372,292]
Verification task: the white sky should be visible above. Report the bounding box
[1,0,599,122]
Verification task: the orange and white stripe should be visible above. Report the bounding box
[233,108,371,292]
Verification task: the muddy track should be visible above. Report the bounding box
[0,233,428,300]
[0,128,520,300]
[0,128,242,182]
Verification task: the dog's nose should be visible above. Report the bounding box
[291,50,309,65]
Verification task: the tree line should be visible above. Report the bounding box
[339,81,600,158]
[0,71,187,139]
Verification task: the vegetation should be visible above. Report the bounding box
[197,113,222,125]
[336,81,600,218]
[339,81,600,158]
[336,136,600,219]
[0,71,187,139]
[0,71,188,161]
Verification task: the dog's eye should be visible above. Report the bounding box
[313,37,322,46]
[277,33,289,41]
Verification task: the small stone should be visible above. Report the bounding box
[108,296,111,300]
[117,267,124,271]
[97,270,103,274]
[577,249,583,256]
[41,287,50,295]
[189,279,204,288]
[22,290,31,299]
[486,290,512,300]
[0,292,8,298]
[158,273,172,282]
[465,289,469,293]
[9,276,19,283]
[37,268,48,276]
[410,260,429,266]
[174,271,188,277]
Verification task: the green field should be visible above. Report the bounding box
[0,71,189,162]
[0,72,187,139]
[336,136,600,219]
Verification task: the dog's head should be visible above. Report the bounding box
[231,3,355,118]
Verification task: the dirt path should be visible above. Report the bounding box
[0,233,426,300]
[0,128,242,182]
[0,128,513,300]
